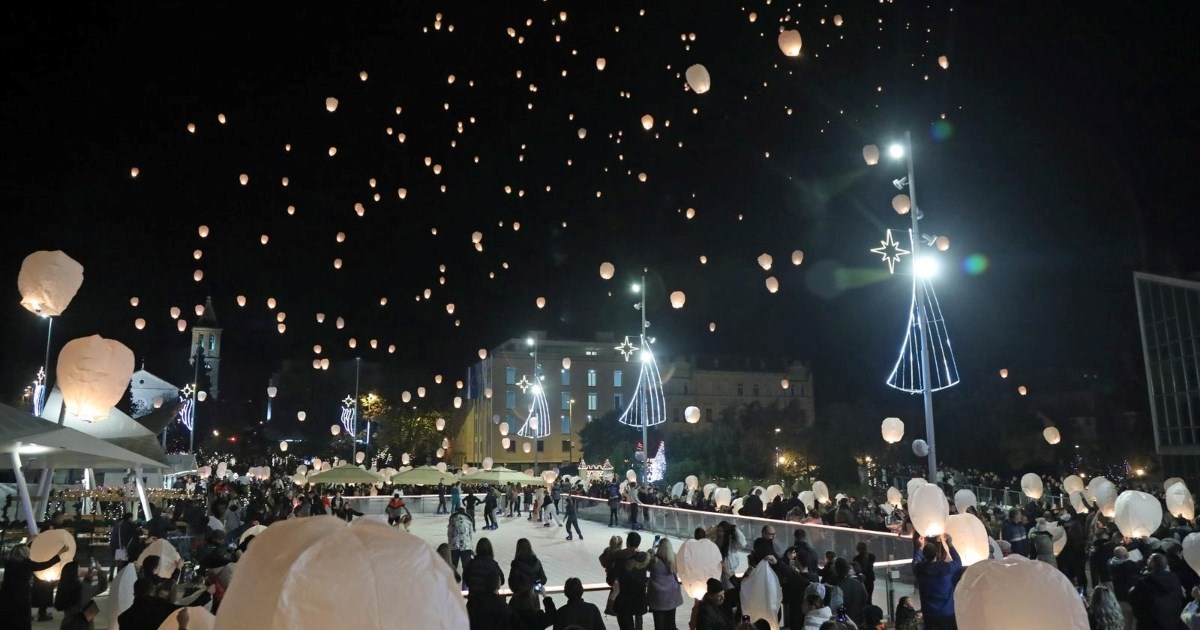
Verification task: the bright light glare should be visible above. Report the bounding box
[632,284,641,293]
[532,384,542,394]
[914,257,938,278]
[526,337,534,346]
[888,143,905,160]
[640,350,653,362]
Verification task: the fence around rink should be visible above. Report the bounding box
[889,475,1067,509]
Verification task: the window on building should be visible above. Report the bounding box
[614,394,624,410]
[614,370,623,387]
[507,415,517,438]
[209,335,216,352]
[505,367,516,385]
[506,390,516,410]
[537,440,544,453]
[506,439,516,452]
[706,408,714,422]
[587,369,597,387]
[587,392,598,411]
[562,440,572,454]
[753,384,759,396]
[561,369,570,386]
[197,334,205,350]
[561,414,571,435]
[561,392,572,410]
[737,384,744,396]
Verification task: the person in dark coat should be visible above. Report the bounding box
[613,531,653,630]
[463,538,505,594]
[552,577,604,630]
[109,512,141,579]
[786,530,819,576]
[826,558,869,626]
[912,534,961,630]
[854,542,877,601]
[145,506,176,540]
[739,489,764,518]
[509,588,557,630]
[467,570,513,630]
[509,538,548,595]
[1108,546,1143,602]
[1130,552,1186,630]
[55,561,108,630]
[117,576,211,630]
[0,543,70,630]
[693,578,733,630]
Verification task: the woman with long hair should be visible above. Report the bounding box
[463,538,505,594]
[509,538,548,595]
[600,535,625,615]
[648,538,684,629]
[1088,585,1125,630]
[436,543,460,583]
[893,595,920,630]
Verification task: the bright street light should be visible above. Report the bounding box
[888,143,905,160]
[914,257,939,278]
[632,283,641,293]
[526,337,534,346]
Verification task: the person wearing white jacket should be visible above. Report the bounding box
[801,592,858,630]
[1182,586,1200,630]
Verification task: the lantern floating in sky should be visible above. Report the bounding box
[938,55,950,69]
[1020,473,1044,500]
[177,320,187,332]
[765,277,779,293]
[197,391,207,401]
[909,484,950,536]
[777,30,802,57]
[781,379,789,390]
[709,322,716,332]
[193,270,204,282]
[235,295,246,307]
[935,236,951,251]
[336,316,345,329]
[881,417,905,444]
[134,318,145,330]
[1167,485,1195,520]
[954,488,978,514]
[670,291,686,309]
[955,556,1088,629]
[892,194,912,215]
[685,64,711,94]
[596,57,606,70]
[1185,534,1200,575]
[331,425,341,436]
[757,253,773,271]
[945,514,990,566]
[1018,385,1028,396]
[417,387,426,398]
[999,368,1009,378]
[683,406,701,423]
[1063,475,1085,495]
[130,297,139,307]
[18,250,85,317]
[1113,490,1163,538]
[130,167,139,178]
[863,145,880,166]
[57,335,135,422]
[297,411,306,421]
[1042,427,1061,445]
[887,487,903,506]
[599,262,615,280]
[239,174,249,186]
[279,441,288,452]
[913,439,930,457]
[791,250,804,266]
[834,14,844,26]
[325,97,339,112]
[536,297,546,309]
[641,115,654,130]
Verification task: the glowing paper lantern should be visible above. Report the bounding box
[355,452,365,464]
[1063,475,1084,495]
[1069,491,1089,514]
[945,514,990,566]
[1020,473,1044,500]
[57,335,135,422]
[279,441,288,452]
[954,489,978,514]
[482,457,494,470]
[765,277,779,293]
[325,97,339,112]
[30,529,75,581]
[812,481,830,504]
[684,406,700,423]
[626,469,638,483]
[685,64,711,94]
[909,484,950,536]
[562,357,571,370]
[757,253,773,271]
[670,291,686,308]
[1094,480,1119,517]
[641,114,654,130]
[881,417,904,443]
[599,262,615,279]
[886,487,903,507]
[999,368,1009,378]
[892,194,911,214]
[297,411,306,421]
[267,386,278,398]
[331,425,341,436]
[777,30,802,56]
[536,297,546,309]
[1184,533,1200,575]
[863,145,880,166]
[1042,427,1061,445]
[1165,477,1187,492]
[1018,385,1028,396]
[677,538,723,600]
[501,437,511,449]
[799,491,815,511]
[18,250,85,316]
[913,439,930,457]
[791,250,804,266]
[197,391,207,401]
[1167,485,1194,520]
[522,443,532,453]
[596,57,606,70]
[714,487,732,508]
[938,55,950,69]
[1113,490,1163,538]
[436,418,446,431]
[134,318,146,330]
[954,555,1087,629]
[213,518,467,630]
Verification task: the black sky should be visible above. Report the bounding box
[1,2,1196,420]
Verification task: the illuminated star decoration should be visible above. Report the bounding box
[514,375,532,394]
[886,232,960,394]
[31,368,46,417]
[517,367,551,439]
[617,340,667,429]
[340,395,357,434]
[870,229,910,274]
[178,385,195,431]
[614,336,639,361]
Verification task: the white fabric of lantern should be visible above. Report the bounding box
[862,145,880,166]
[18,250,84,316]
[886,487,903,507]
[945,514,990,566]
[599,262,615,280]
[499,422,510,436]
[954,555,1088,630]
[331,425,341,436]
[213,517,467,630]
[685,64,711,94]
[1042,427,1061,445]
[160,607,215,630]
[777,30,802,57]
[907,477,927,497]
[740,562,783,630]
[1165,477,1187,493]
[812,481,830,504]
[1063,475,1085,495]
[909,484,950,537]
[30,529,75,581]
[436,418,446,431]
[355,452,365,464]
[1167,485,1195,520]
[880,417,904,444]
[1085,476,1110,502]
[1069,491,1090,514]
[522,443,532,453]
[1113,490,1163,538]
[670,291,686,308]
[685,406,700,423]
[57,335,135,422]
[764,484,783,505]
[954,489,977,514]
[912,439,930,457]
[1184,533,1200,575]
[138,539,181,579]
[703,483,717,499]
[482,457,494,471]
[685,475,699,490]
[677,539,723,600]
[714,488,732,508]
[1020,473,1044,500]
[1094,480,1118,517]
[436,463,448,473]
[799,491,816,511]
[627,469,637,482]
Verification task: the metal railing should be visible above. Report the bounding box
[889,475,1067,508]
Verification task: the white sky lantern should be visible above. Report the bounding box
[18,250,85,317]
[522,443,532,454]
[881,417,905,443]
[441,437,450,449]
[134,318,146,330]
[328,147,338,157]
[945,514,990,566]
[197,391,207,401]
[685,406,700,423]
[834,14,844,26]
[812,481,830,504]
[1167,485,1195,520]
[1063,475,1085,495]
[331,425,341,436]
[777,30,802,57]
[130,297,139,307]
[417,387,426,398]
[336,232,346,243]
[446,303,455,314]
[999,368,1009,378]
[315,313,325,323]
[453,396,462,409]
[685,64,711,94]
[436,417,446,431]
[30,529,75,581]
[676,535,720,600]
[1185,533,1200,576]
[887,487,903,507]
[336,316,345,329]
[398,188,407,199]
[1018,385,1028,395]
[388,344,396,354]
[177,320,187,332]
[954,488,978,514]
[935,236,951,251]
[236,295,247,307]
[641,114,654,130]
[765,276,779,293]
[780,379,789,390]
[402,391,411,403]
[670,291,686,309]
[1069,491,1089,513]
[595,57,606,70]
[348,338,357,349]
[1165,477,1187,492]
[1114,490,1163,538]
[757,253,773,271]
[955,555,1088,629]
[562,357,571,370]
[599,262,616,280]
[57,335,135,422]
[482,457,494,471]
[501,437,511,449]
[938,55,950,69]
[913,439,929,457]
[355,452,365,464]
[267,386,278,399]
[333,258,343,269]
[478,348,488,360]
[577,128,587,139]
[198,225,210,238]
[791,250,805,266]
[297,411,306,421]
[239,173,249,186]
[325,97,339,112]
[193,269,204,282]
[1020,473,1044,500]
[892,194,912,214]
[260,234,269,245]
[709,322,716,332]
[193,249,203,260]
[713,487,732,508]
[194,304,205,317]
[1042,427,1061,445]
[472,231,483,244]
[536,297,546,309]
[267,297,277,309]
[909,483,950,536]
[863,145,880,166]
[279,441,288,452]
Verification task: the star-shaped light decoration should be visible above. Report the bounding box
[614,336,639,361]
[341,395,355,409]
[870,229,910,274]
[515,375,532,393]
[181,384,195,398]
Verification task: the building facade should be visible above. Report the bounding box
[452,332,814,469]
[190,296,222,399]
[128,368,179,418]
[1134,272,1200,478]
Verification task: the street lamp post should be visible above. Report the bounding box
[569,398,576,463]
[353,357,361,464]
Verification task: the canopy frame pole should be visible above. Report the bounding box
[34,466,55,521]
[134,467,151,521]
[11,446,40,537]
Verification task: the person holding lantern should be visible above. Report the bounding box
[912,533,961,630]
[0,542,71,630]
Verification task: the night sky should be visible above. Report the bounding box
[1,2,1196,427]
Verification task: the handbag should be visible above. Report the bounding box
[114,527,128,561]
